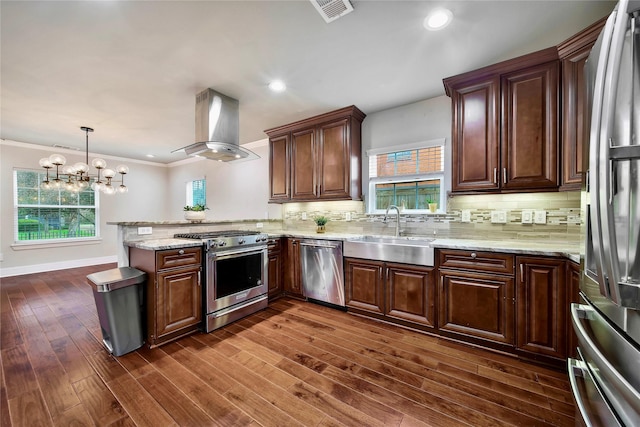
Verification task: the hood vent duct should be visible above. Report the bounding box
[176,88,259,162]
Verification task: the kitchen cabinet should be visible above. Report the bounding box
[516,256,566,360]
[345,258,435,330]
[129,246,203,348]
[284,238,303,298]
[267,238,283,300]
[265,105,366,203]
[438,250,515,346]
[558,18,606,190]
[443,47,559,193]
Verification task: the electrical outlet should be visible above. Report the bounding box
[137,227,152,235]
[461,210,471,223]
[256,222,263,228]
[301,212,307,220]
[490,210,507,224]
[345,212,352,221]
[534,210,547,224]
[521,210,533,224]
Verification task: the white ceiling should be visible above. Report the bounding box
[1,0,614,164]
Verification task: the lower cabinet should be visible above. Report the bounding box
[284,238,303,298]
[438,269,515,346]
[345,258,435,330]
[516,256,567,359]
[268,238,283,300]
[130,246,203,348]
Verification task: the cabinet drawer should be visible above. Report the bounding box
[438,249,514,275]
[156,247,202,270]
[268,238,281,253]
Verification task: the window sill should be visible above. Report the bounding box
[11,238,103,251]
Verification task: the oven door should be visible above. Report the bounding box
[206,246,268,314]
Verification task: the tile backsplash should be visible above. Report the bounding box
[282,192,582,243]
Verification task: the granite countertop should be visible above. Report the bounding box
[125,231,580,263]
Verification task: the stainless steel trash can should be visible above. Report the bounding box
[87,267,146,356]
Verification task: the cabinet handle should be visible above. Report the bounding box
[198,271,201,287]
[520,264,524,281]
[178,249,185,255]
[503,168,507,184]
[493,168,497,184]
[470,252,477,259]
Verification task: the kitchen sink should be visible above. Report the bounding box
[343,235,435,267]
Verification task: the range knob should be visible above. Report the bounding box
[238,238,245,244]
[217,240,226,247]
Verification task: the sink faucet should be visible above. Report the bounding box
[384,205,401,237]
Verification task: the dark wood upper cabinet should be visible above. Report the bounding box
[444,47,560,194]
[558,18,607,191]
[501,61,559,190]
[266,106,365,203]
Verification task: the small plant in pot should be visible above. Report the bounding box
[183,204,209,222]
[427,198,438,213]
[314,215,329,233]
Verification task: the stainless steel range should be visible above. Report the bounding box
[174,230,269,332]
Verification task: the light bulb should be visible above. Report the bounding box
[65,180,75,192]
[41,180,53,190]
[91,181,104,191]
[52,179,63,189]
[117,185,128,194]
[103,168,115,179]
[49,154,66,166]
[77,180,89,190]
[74,162,89,173]
[116,165,129,174]
[92,158,107,169]
[423,8,453,31]
[103,184,116,195]
[39,158,53,168]
[62,165,76,175]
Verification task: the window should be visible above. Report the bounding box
[14,170,98,242]
[367,139,445,213]
[186,178,206,207]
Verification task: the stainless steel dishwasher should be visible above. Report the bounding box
[300,239,345,308]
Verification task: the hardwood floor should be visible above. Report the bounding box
[1,264,576,426]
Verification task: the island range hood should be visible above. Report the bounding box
[176,88,259,162]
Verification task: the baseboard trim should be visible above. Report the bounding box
[0,256,118,278]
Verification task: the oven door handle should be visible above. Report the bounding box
[211,246,267,259]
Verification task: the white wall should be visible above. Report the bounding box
[360,95,452,204]
[166,141,282,222]
[0,141,169,275]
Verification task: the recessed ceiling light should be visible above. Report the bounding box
[423,8,453,31]
[268,80,286,92]
[146,154,155,158]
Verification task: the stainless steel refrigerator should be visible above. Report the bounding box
[569,0,640,425]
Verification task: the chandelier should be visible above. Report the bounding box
[38,126,129,195]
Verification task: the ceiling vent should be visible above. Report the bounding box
[310,0,354,23]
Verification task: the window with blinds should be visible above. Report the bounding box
[368,142,445,213]
[14,170,99,242]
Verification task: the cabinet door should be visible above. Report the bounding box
[386,263,436,329]
[345,258,384,314]
[450,77,500,192]
[439,269,514,345]
[268,250,283,300]
[516,257,566,359]
[561,47,591,190]
[155,265,202,339]
[318,118,350,199]
[269,134,290,201]
[501,61,559,190]
[291,128,317,200]
[284,238,303,297]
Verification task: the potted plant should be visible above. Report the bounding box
[427,198,438,213]
[314,215,328,233]
[183,204,209,222]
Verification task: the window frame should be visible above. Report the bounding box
[366,138,446,214]
[13,168,101,246]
